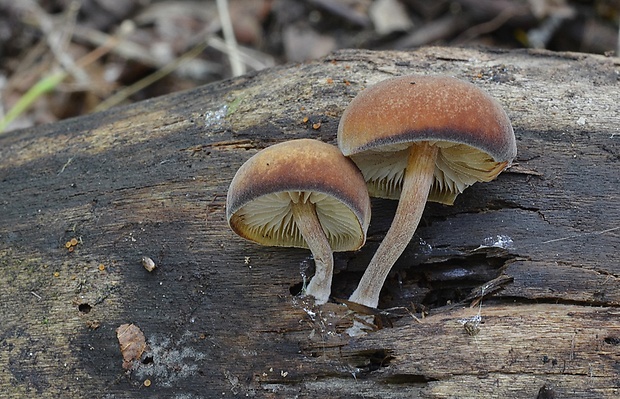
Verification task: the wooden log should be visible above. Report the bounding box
[0,46,619,398]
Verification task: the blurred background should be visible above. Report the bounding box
[0,0,618,133]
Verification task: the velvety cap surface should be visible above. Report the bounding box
[338,75,516,161]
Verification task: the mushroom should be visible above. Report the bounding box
[338,75,517,308]
[226,139,371,304]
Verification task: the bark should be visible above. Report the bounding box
[1,46,619,398]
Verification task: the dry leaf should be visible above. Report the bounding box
[369,0,413,35]
[116,323,146,370]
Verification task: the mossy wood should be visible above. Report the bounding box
[1,47,619,398]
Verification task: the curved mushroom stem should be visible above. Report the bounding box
[349,142,439,308]
[291,199,333,305]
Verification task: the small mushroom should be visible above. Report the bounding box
[338,75,517,308]
[226,139,371,304]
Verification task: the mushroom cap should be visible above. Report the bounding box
[337,75,517,204]
[226,139,371,251]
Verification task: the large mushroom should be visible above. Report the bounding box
[226,139,371,304]
[338,75,517,308]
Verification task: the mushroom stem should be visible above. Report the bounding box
[349,142,439,308]
[291,198,333,304]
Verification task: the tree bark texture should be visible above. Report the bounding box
[1,46,619,398]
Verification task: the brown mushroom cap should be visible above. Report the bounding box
[338,75,517,204]
[226,139,371,251]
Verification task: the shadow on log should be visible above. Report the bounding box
[1,47,619,398]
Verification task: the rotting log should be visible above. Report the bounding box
[1,46,619,398]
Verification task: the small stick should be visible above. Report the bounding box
[215,0,245,77]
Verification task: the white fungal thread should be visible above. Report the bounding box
[478,234,514,250]
[204,104,228,128]
[459,284,486,337]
